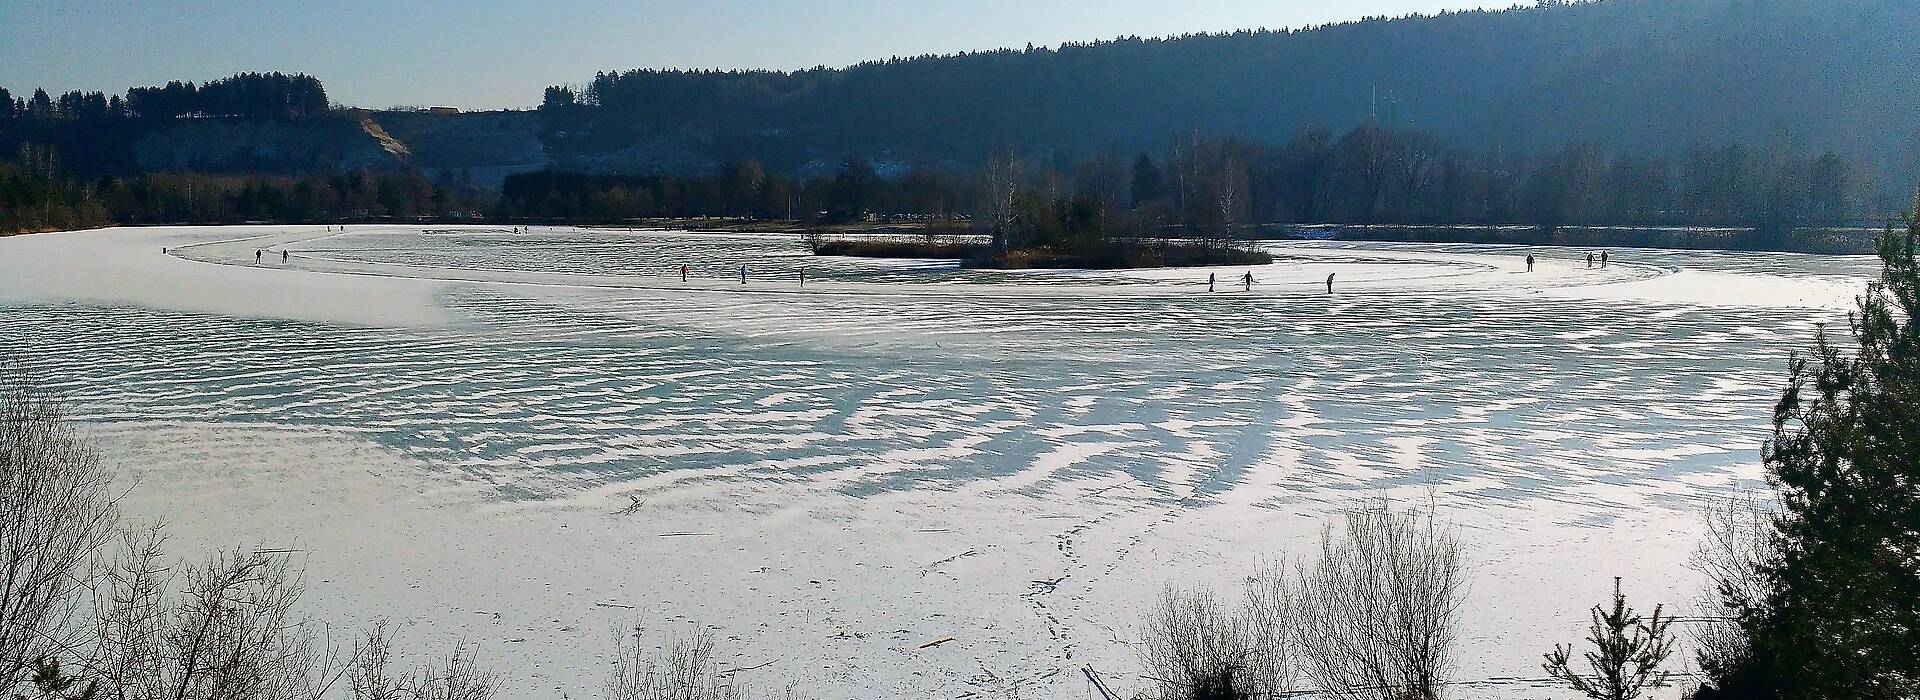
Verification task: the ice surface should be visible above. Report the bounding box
[0,225,1875,698]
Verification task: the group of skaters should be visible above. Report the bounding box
[1203,247,1618,293]
[1208,270,1339,294]
[1523,250,1613,272]
[676,263,809,287]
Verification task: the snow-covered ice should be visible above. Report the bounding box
[0,225,1878,698]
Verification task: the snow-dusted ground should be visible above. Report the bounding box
[0,226,1877,699]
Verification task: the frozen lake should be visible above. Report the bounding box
[0,225,1876,698]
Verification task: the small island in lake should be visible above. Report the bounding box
[812,235,1271,269]
[807,163,1273,269]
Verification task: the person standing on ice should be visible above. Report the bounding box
[681,264,689,282]
[740,264,748,284]
[1601,250,1610,268]
[1525,254,1535,272]
[1586,252,1595,268]
[1242,271,1254,291]
[1326,272,1336,294]
[255,250,262,264]
[1208,273,1216,292]
[800,268,807,287]
[281,250,288,263]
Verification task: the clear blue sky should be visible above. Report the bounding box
[1,0,1504,110]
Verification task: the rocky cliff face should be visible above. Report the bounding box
[30,107,731,184]
[133,114,404,173]
[127,109,547,185]
[368,110,546,185]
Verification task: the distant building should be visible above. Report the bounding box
[427,106,460,115]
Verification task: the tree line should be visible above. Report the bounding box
[6,120,1870,247]
[499,123,1866,237]
[534,0,1920,210]
[1,158,486,234]
[0,73,337,176]
[0,72,329,123]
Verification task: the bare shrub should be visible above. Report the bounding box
[2,353,495,700]
[345,621,496,700]
[1294,501,1463,700]
[603,625,743,700]
[0,358,121,693]
[176,549,332,700]
[347,622,406,700]
[1138,564,1294,700]
[1688,497,1776,691]
[84,534,341,700]
[406,642,496,700]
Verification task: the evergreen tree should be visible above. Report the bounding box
[1725,195,1920,698]
[1130,153,1163,209]
[1543,577,1676,700]
[27,89,52,119]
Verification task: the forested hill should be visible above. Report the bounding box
[540,0,1920,188]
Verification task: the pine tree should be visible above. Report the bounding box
[1731,194,1920,698]
[1543,577,1676,700]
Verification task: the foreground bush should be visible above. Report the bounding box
[1137,565,1293,700]
[0,358,119,693]
[0,356,500,700]
[1694,213,1920,698]
[1137,502,1463,700]
[604,627,746,700]
[1295,502,1463,700]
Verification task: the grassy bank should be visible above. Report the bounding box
[810,239,976,259]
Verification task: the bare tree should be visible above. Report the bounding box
[1,357,121,694]
[163,549,336,700]
[88,526,169,700]
[603,625,743,700]
[1294,502,1463,700]
[1141,587,1247,699]
[1138,563,1294,700]
[86,544,340,700]
[1212,155,1248,246]
[984,147,1021,253]
[1239,564,1294,695]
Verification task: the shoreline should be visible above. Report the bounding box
[581,218,1884,256]
[13,218,1883,257]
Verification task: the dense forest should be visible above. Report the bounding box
[0,159,486,234]
[536,0,1919,212]
[1,110,1875,250]
[0,72,335,176]
[0,72,328,124]
[499,124,1861,238]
